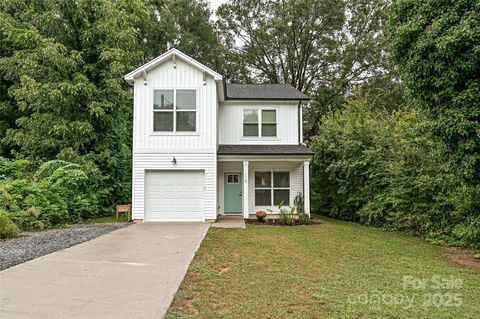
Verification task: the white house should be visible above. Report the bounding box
[124,49,313,223]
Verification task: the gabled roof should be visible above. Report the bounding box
[217,144,314,156]
[124,48,223,84]
[225,83,310,101]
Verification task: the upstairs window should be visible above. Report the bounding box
[261,110,277,137]
[243,110,258,136]
[153,89,196,132]
[243,109,277,137]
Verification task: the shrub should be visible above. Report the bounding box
[310,101,479,249]
[278,206,295,226]
[255,210,266,222]
[0,210,20,238]
[0,157,100,232]
[298,213,310,225]
[277,210,291,226]
[452,216,480,249]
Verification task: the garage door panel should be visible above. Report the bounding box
[190,186,204,192]
[144,170,205,222]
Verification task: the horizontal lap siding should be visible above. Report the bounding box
[247,162,303,214]
[132,153,216,221]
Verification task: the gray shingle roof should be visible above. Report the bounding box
[225,83,309,101]
[217,144,314,156]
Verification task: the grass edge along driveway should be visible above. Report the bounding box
[165,217,479,319]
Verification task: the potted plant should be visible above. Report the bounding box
[255,210,267,222]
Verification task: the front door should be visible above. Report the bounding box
[224,172,242,213]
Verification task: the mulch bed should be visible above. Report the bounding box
[246,218,324,226]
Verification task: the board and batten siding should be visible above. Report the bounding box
[133,59,217,151]
[132,58,217,221]
[218,101,300,145]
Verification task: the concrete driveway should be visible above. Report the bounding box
[0,223,209,319]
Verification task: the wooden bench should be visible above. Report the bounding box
[116,204,132,221]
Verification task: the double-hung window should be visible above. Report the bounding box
[153,89,196,132]
[243,109,276,137]
[254,171,290,206]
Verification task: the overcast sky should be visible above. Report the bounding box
[208,0,227,10]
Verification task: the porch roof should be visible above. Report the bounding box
[217,144,314,156]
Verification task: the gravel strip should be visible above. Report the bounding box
[0,223,130,271]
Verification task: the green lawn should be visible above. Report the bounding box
[166,217,480,319]
[83,214,130,224]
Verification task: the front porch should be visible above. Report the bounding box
[217,156,311,219]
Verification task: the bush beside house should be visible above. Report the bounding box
[0,157,99,237]
[310,103,480,249]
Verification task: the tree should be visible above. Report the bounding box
[0,0,148,208]
[0,4,21,158]
[216,0,345,91]
[0,0,223,210]
[387,0,480,201]
[142,0,223,70]
[216,0,395,139]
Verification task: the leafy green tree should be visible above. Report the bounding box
[387,0,480,215]
[310,100,480,248]
[387,0,480,177]
[216,0,345,91]
[0,12,20,158]
[0,0,148,209]
[0,0,223,211]
[143,0,223,69]
[216,0,396,139]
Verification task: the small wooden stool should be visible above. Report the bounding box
[116,204,132,221]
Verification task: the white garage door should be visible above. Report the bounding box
[144,170,205,222]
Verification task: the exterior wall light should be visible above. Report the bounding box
[172,156,177,165]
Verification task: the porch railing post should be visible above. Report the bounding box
[303,161,311,216]
[243,161,249,219]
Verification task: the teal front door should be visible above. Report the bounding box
[224,172,242,213]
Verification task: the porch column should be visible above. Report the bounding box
[243,161,249,219]
[303,161,311,216]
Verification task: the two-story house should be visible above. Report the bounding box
[124,49,313,223]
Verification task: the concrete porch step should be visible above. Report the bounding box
[211,215,246,229]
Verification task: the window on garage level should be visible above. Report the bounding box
[254,171,290,206]
[153,89,196,132]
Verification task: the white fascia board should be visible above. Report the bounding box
[124,48,223,84]
[217,155,313,162]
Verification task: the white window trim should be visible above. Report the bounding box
[151,87,199,135]
[226,173,240,184]
[243,108,277,138]
[254,171,290,207]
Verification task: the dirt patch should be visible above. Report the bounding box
[218,267,229,276]
[185,298,199,316]
[444,249,480,268]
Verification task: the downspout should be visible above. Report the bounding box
[297,101,302,144]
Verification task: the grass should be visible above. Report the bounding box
[165,217,480,319]
[83,214,130,224]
